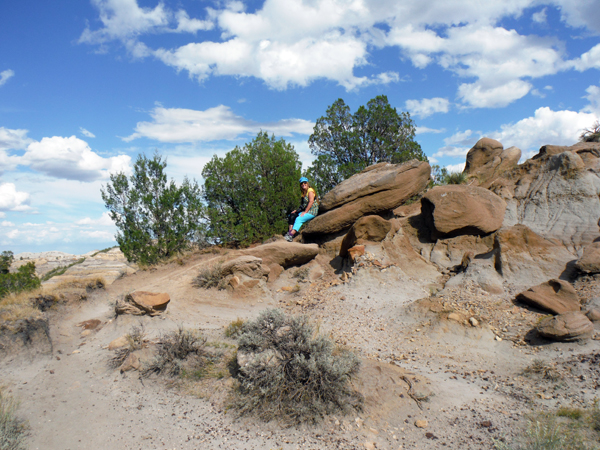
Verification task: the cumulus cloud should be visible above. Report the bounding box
[572,44,600,71]
[490,106,598,150]
[0,69,14,86]
[80,127,96,138]
[445,162,466,173]
[79,0,600,105]
[124,105,314,143]
[22,136,131,181]
[1,221,15,227]
[0,127,33,151]
[76,212,113,226]
[416,126,446,134]
[406,97,450,118]
[0,183,31,211]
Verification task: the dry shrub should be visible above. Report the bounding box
[522,359,561,381]
[292,267,310,282]
[193,263,223,289]
[224,318,245,338]
[232,309,363,425]
[109,324,146,368]
[143,327,207,377]
[0,289,44,327]
[0,387,28,450]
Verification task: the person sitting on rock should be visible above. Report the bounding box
[285,177,319,242]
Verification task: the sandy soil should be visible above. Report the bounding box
[2,250,600,450]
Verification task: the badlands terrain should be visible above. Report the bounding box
[3,138,600,449]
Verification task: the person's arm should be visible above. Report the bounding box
[300,191,315,216]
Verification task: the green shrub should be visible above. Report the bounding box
[522,359,561,381]
[0,387,28,450]
[232,309,363,424]
[192,263,223,289]
[224,318,245,338]
[0,262,41,300]
[143,327,207,377]
[41,258,85,282]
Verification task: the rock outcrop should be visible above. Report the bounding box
[115,291,170,316]
[575,241,600,274]
[463,138,521,185]
[536,311,594,341]
[339,215,392,257]
[240,242,319,268]
[302,160,430,236]
[516,279,581,315]
[421,185,506,240]
[490,143,600,248]
[219,256,270,292]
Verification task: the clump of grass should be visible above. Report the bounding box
[143,327,207,377]
[224,318,245,338]
[0,387,28,450]
[0,289,44,326]
[292,267,310,282]
[232,309,363,425]
[557,407,584,420]
[522,359,561,381]
[109,324,146,368]
[90,246,117,257]
[192,263,223,289]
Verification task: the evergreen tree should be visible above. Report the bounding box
[307,95,426,194]
[202,131,301,246]
[101,153,205,265]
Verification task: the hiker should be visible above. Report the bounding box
[285,177,319,242]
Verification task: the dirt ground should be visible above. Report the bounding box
[2,249,600,450]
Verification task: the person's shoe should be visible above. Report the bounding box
[284,233,293,242]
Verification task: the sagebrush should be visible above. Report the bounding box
[143,327,208,377]
[192,263,223,289]
[232,309,363,424]
[109,324,146,368]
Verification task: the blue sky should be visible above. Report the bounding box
[1,0,599,255]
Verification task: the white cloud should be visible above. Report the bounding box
[583,85,600,115]
[76,212,113,226]
[6,229,19,239]
[80,230,114,240]
[445,162,466,173]
[532,8,547,24]
[444,129,476,146]
[490,106,598,150]
[458,79,533,108]
[0,213,5,219]
[573,44,600,71]
[22,136,132,181]
[0,127,33,151]
[80,127,96,138]
[1,221,14,227]
[173,10,214,33]
[0,183,30,211]
[416,126,446,134]
[125,105,314,143]
[0,69,14,86]
[406,97,450,118]
[554,0,600,34]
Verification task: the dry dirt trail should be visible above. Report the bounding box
[3,253,600,449]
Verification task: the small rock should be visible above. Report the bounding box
[415,419,428,428]
[108,335,129,350]
[120,353,140,372]
[469,317,479,327]
[495,336,502,341]
[364,442,376,450]
[76,319,102,330]
[585,308,600,322]
[480,420,492,428]
[448,313,461,322]
[80,330,92,337]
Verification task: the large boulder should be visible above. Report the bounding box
[493,225,577,291]
[421,185,506,240]
[516,279,581,315]
[220,256,270,278]
[575,241,600,274]
[536,312,594,342]
[339,215,392,257]
[302,160,430,236]
[240,242,319,268]
[115,291,170,316]
[490,146,600,248]
[463,138,521,185]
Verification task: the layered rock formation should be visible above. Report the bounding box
[463,138,521,185]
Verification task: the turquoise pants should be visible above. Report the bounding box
[293,213,315,232]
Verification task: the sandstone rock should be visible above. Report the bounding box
[229,276,240,288]
[448,313,462,322]
[516,279,580,315]
[303,160,430,236]
[339,216,392,257]
[347,245,365,262]
[108,335,129,350]
[493,225,577,291]
[115,291,170,316]
[490,148,600,248]
[469,317,479,327]
[267,263,283,282]
[76,319,101,330]
[421,185,506,240]
[537,312,594,341]
[445,259,505,294]
[415,419,428,428]
[241,242,319,268]
[120,352,140,372]
[575,241,600,274]
[220,256,269,278]
[464,138,521,185]
[585,309,600,321]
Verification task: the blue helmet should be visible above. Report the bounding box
[299,177,309,183]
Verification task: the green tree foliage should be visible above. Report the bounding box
[431,165,467,186]
[0,251,40,299]
[101,153,205,265]
[307,95,426,194]
[580,121,600,142]
[202,132,301,246]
